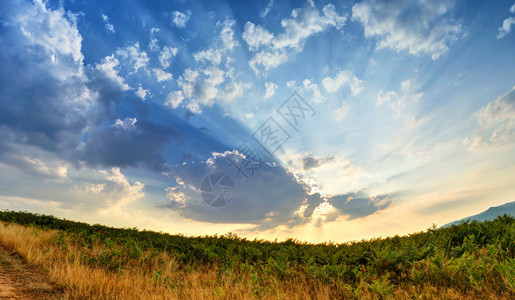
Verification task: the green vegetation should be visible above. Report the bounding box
[0,210,514,299]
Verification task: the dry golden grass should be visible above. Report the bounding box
[0,222,512,299]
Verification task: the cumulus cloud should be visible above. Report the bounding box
[352,0,464,60]
[153,68,173,82]
[135,86,149,100]
[174,20,241,112]
[116,43,150,73]
[0,0,187,178]
[302,79,324,103]
[464,87,515,150]
[243,1,346,75]
[322,70,363,95]
[165,91,185,109]
[223,82,251,101]
[159,45,178,68]
[264,82,278,100]
[172,10,191,28]
[0,0,90,154]
[376,79,423,112]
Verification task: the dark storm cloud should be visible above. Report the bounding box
[78,119,181,171]
[0,0,186,173]
[160,151,325,229]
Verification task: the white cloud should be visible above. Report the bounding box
[186,99,202,114]
[101,14,115,33]
[223,82,251,101]
[376,79,423,112]
[219,19,239,50]
[165,91,184,109]
[260,0,275,17]
[175,20,240,111]
[465,88,515,150]
[264,82,278,100]
[322,70,363,95]
[193,48,222,65]
[148,27,160,51]
[335,101,349,121]
[95,55,130,90]
[285,152,368,196]
[159,46,178,68]
[95,168,144,209]
[153,68,172,82]
[352,0,464,60]
[14,0,83,68]
[242,22,274,51]
[113,117,137,131]
[497,17,515,39]
[135,86,149,100]
[172,10,191,28]
[302,79,323,103]
[116,43,149,73]
[243,1,346,75]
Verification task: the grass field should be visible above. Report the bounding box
[0,211,513,299]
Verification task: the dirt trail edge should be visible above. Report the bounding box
[0,245,63,299]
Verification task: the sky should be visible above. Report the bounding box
[0,0,514,243]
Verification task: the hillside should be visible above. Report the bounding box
[0,210,513,299]
[444,201,515,227]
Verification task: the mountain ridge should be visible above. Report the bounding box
[443,201,515,227]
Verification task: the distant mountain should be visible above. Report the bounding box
[443,201,515,227]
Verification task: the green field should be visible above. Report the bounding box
[0,210,513,299]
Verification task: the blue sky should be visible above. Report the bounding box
[1,0,514,242]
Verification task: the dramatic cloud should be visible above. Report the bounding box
[243,1,346,74]
[0,0,186,177]
[78,118,180,171]
[0,0,89,155]
[352,0,464,59]
[160,151,324,229]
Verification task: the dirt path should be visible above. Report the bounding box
[0,245,63,299]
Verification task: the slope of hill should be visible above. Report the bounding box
[443,201,515,227]
[0,210,513,299]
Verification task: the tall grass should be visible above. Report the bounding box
[0,211,513,299]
